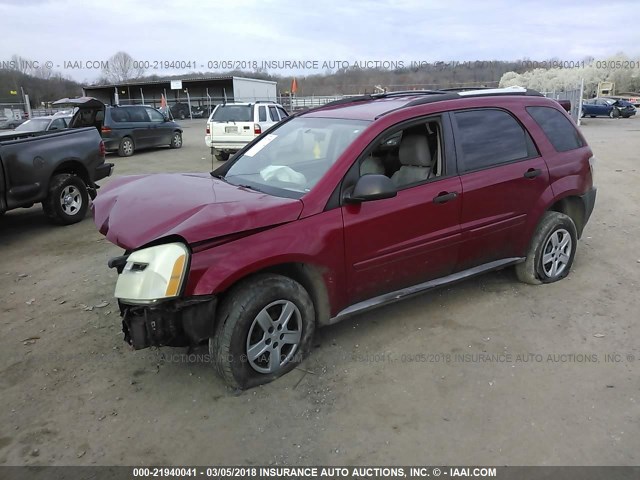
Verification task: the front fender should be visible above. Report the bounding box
[185,209,348,316]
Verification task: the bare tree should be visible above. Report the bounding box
[101,51,145,83]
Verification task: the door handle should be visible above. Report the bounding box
[433,191,458,204]
[524,168,542,179]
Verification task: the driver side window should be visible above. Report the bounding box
[359,119,444,189]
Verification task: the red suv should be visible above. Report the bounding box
[94,87,597,389]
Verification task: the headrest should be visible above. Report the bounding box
[399,134,432,167]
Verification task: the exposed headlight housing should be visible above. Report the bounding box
[115,242,189,304]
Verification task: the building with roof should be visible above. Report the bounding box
[82,76,278,112]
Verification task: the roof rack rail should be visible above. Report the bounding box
[254,100,277,104]
[321,95,374,108]
[374,90,445,97]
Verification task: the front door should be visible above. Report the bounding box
[341,116,462,304]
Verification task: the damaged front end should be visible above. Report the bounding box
[108,241,216,350]
[120,296,217,349]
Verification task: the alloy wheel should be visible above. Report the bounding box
[245,300,302,374]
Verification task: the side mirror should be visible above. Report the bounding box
[345,174,397,203]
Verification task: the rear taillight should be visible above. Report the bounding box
[99,140,106,157]
[206,125,210,135]
[101,126,112,134]
[254,123,261,135]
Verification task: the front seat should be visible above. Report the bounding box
[391,133,432,186]
[360,155,385,175]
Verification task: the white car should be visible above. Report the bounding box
[205,101,289,161]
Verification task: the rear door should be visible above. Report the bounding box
[209,104,255,147]
[451,108,550,270]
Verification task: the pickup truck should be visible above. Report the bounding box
[0,127,113,225]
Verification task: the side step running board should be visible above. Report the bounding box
[329,257,524,324]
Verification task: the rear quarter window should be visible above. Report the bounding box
[211,105,253,122]
[526,106,584,152]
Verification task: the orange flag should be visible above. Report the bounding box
[291,78,298,95]
[160,94,167,109]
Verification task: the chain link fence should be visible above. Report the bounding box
[541,83,584,123]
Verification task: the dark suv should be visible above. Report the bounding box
[93,87,596,389]
[65,98,183,157]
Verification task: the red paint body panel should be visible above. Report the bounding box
[342,176,463,303]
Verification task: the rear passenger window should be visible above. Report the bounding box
[268,106,279,121]
[258,106,267,122]
[526,106,584,152]
[277,107,288,119]
[454,109,532,171]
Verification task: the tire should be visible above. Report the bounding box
[179,112,186,120]
[609,109,620,119]
[515,211,578,285]
[210,274,315,390]
[215,151,230,162]
[42,174,89,225]
[118,136,134,157]
[170,131,182,149]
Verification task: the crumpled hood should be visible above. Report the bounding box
[93,173,304,250]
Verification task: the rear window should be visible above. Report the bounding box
[15,118,50,132]
[527,106,584,152]
[211,105,252,122]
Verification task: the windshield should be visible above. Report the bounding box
[222,117,370,197]
[15,118,49,131]
[211,105,253,122]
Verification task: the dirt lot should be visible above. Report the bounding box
[1,117,639,466]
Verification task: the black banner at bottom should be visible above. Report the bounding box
[0,466,639,480]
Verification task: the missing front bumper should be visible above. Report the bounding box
[120,296,217,349]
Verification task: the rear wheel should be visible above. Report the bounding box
[118,136,134,157]
[214,151,230,162]
[516,211,578,285]
[210,274,315,389]
[43,174,89,225]
[170,131,182,148]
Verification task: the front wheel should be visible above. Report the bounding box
[170,131,182,148]
[42,174,89,225]
[210,274,315,389]
[515,211,578,285]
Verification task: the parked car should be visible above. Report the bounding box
[0,128,112,224]
[205,101,289,161]
[0,117,26,129]
[93,87,596,389]
[170,102,191,120]
[12,113,71,133]
[191,105,207,118]
[55,97,183,157]
[581,98,636,118]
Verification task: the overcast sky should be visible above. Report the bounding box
[1,0,638,82]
